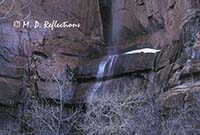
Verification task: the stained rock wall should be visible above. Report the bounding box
[0,0,103,104]
[104,0,200,48]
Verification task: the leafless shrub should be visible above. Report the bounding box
[19,64,81,135]
[23,98,81,135]
[0,0,32,21]
[79,83,161,135]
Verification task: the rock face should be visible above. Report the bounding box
[1,0,199,101]
[0,0,103,104]
[98,0,200,46]
[73,41,192,101]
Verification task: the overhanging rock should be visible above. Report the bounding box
[75,53,156,80]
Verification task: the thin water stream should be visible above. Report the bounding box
[88,55,118,102]
[88,0,121,102]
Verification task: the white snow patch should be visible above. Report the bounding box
[124,48,161,54]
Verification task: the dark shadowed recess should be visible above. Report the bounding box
[99,0,112,45]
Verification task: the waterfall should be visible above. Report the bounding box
[88,55,118,102]
[88,0,121,102]
[88,1,162,102]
